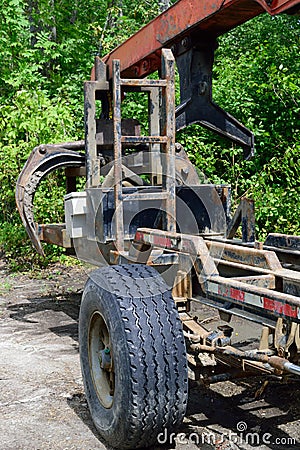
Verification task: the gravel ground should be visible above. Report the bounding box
[0,259,299,450]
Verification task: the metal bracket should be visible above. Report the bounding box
[226,197,256,242]
[175,43,254,159]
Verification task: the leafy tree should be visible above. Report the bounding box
[0,0,161,267]
[0,2,299,267]
[178,13,300,238]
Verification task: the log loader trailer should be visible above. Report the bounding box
[16,0,300,448]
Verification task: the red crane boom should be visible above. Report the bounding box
[95,0,299,80]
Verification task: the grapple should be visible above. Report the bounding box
[16,141,85,255]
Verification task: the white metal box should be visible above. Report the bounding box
[64,191,87,239]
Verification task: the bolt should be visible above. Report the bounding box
[198,81,207,95]
[142,60,149,71]
[171,43,177,55]
[175,143,182,152]
[181,37,189,48]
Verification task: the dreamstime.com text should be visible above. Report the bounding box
[157,421,297,447]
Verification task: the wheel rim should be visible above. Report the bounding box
[88,311,115,409]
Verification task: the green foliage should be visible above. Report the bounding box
[178,14,300,238]
[97,2,161,54]
[0,3,299,269]
[0,89,76,224]
[0,0,162,269]
[0,220,64,271]
[246,144,300,239]
[214,15,299,157]
[0,88,75,268]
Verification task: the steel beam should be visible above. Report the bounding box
[96,0,300,80]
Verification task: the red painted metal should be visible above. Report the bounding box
[135,230,173,248]
[230,287,245,301]
[135,228,300,322]
[92,0,300,80]
[263,297,298,318]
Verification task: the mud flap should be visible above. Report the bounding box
[16,143,85,256]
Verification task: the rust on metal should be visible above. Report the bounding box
[108,50,178,251]
[15,0,300,385]
[189,342,300,375]
[134,227,300,323]
[232,274,275,289]
[206,276,300,318]
[38,224,72,248]
[189,334,300,375]
[112,58,125,252]
[96,0,300,80]
[227,197,256,242]
[206,239,282,271]
[161,48,177,233]
[265,233,300,250]
[16,143,85,255]
[172,270,192,308]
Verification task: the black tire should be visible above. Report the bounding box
[79,264,188,449]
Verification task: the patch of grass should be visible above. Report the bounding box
[0,281,12,294]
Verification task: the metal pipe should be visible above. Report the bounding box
[282,361,300,376]
[199,370,258,384]
[190,343,300,376]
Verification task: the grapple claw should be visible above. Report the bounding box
[16,142,85,256]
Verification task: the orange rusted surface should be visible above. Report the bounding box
[91,0,299,80]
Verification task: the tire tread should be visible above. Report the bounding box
[80,264,188,449]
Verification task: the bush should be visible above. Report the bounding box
[0,5,299,268]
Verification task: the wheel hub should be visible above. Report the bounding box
[88,312,115,408]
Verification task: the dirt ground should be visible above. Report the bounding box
[0,258,299,450]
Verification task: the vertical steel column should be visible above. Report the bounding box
[148,87,162,185]
[161,48,176,233]
[84,82,97,187]
[241,198,255,242]
[84,58,109,187]
[112,59,125,251]
[227,197,255,242]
